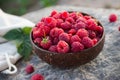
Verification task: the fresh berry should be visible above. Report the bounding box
[81,37,94,48]
[88,30,96,39]
[50,10,58,16]
[59,33,70,43]
[109,14,117,22]
[50,28,64,38]
[56,19,64,27]
[76,17,87,24]
[70,35,81,44]
[34,38,42,46]
[53,13,61,19]
[66,17,75,23]
[49,45,57,52]
[68,29,76,35]
[60,21,71,30]
[76,29,89,39]
[35,22,44,28]
[25,64,34,74]
[75,22,86,30]
[40,37,51,49]
[71,42,84,52]
[84,16,91,20]
[119,26,120,31]
[53,37,59,44]
[57,40,70,53]
[96,26,103,34]
[45,17,57,28]
[31,74,44,80]
[86,19,97,31]
[61,11,69,19]
[92,38,98,45]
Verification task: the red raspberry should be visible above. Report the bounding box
[25,64,34,74]
[41,17,45,22]
[59,33,70,43]
[75,22,86,30]
[50,10,58,16]
[70,35,81,44]
[84,16,92,20]
[86,19,97,31]
[35,22,44,28]
[76,17,87,24]
[34,38,42,46]
[53,13,61,19]
[88,30,96,39]
[50,28,64,38]
[96,26,103,34]
[66,17,75,23]
[109,14,117,22]
[45,17,57,28]
[40,37,51,49]
[61,11,69,19]
[119,26,120,31]
[69,12,77,20]
[76,29,89,39]
[92,38,98,45]
[53,37,59,45]
[49,45,57,52]
[32,30,41,39]
[60,21,71,30]
[81,37,94,48]
[31,74,44,80]
[56,19,64,27]
[68,29,76,35]
[71,42,84,52]
[57,40,70,54]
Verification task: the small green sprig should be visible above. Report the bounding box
[3,27,32,60]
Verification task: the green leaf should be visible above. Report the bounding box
[22,27,32,35]
[3,28,23,40]
[18,35,32,60]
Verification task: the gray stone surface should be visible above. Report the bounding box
[2,6,120,80]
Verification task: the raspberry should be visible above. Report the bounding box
[70,35,81,44]
[75,22,86,30]
[50,10,58,16]
[32,30,42,39]
[119,26,120,31]
[76,29,89,39]
[84,16,92,20]
[88,30,96,39]
[92,38,98,45]
[53,37,59,45]
[71,42,84,52]
[53,13,61,19]
[96,26,103,34]
[76,17,87,24]
[60,21,71,30]
[25,64,34,74]
[40,37,51,49]
[68,29,76,35]
[86,19,97,31]
[69,12,77,20]
[35,22,44,28]
[61,11,69,19]
[31,74,44,80]
[57,40,70,53]
[49,45,57,52]
[45,17,57,28]
[109,14,117,22]
[81,37,94,48]
[59,33,70,43]
[66,17,75,23]
[41,17,45,22]
[56,19,64,27]
[34,38,42,46]
[50,28,64,38]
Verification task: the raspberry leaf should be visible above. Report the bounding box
[3,27,32,60]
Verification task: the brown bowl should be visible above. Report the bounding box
[30,12,105,68]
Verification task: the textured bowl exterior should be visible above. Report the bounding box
[30,12,105,68]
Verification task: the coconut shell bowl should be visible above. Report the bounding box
[30,11,105,68]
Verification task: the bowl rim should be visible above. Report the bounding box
[30,11,105,55]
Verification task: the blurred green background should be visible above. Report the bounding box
[0,0,58,15]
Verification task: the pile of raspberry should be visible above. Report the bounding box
[32,10,103,54]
